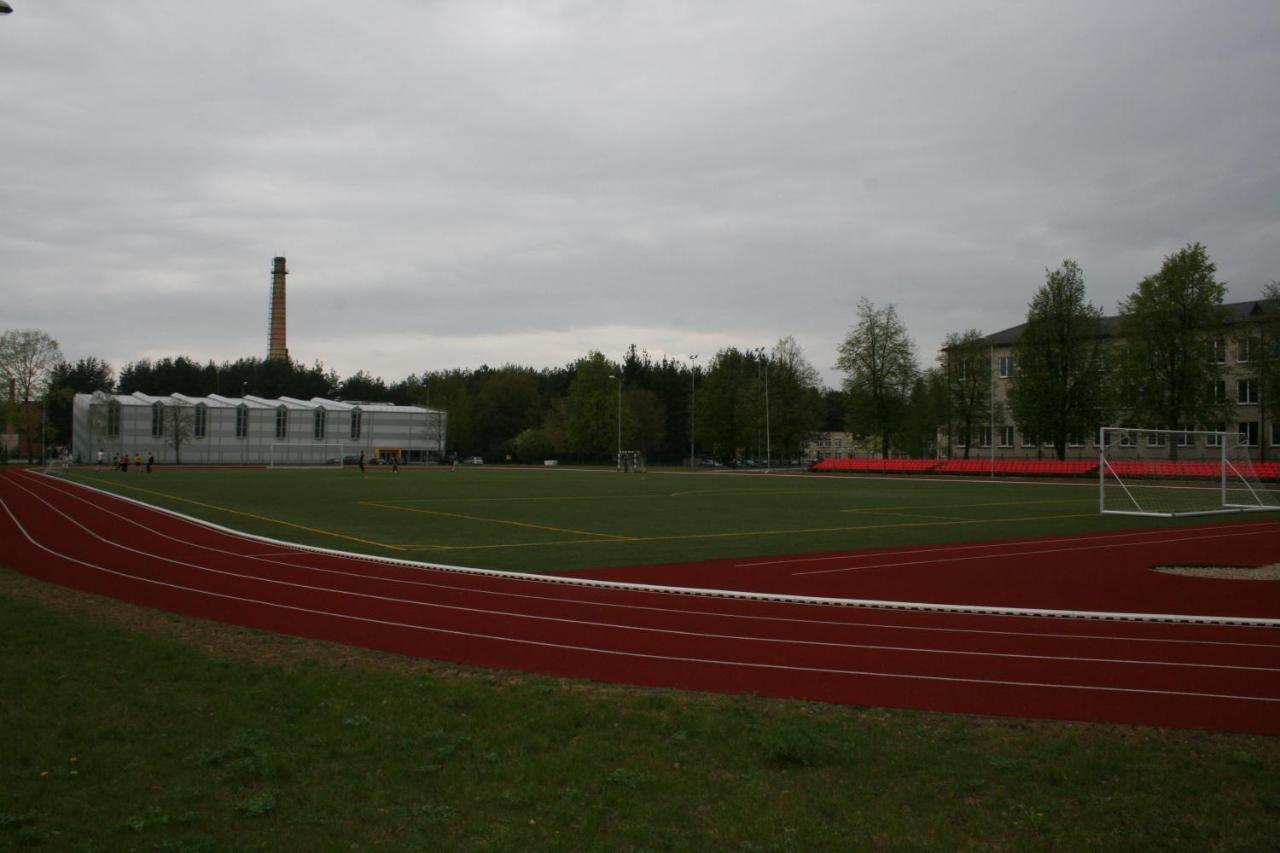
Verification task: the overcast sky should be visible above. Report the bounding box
[3,2,1277,389]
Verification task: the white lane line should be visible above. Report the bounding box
[3,493,1278,707]
[792,526,1280,576]
[740,520,1280,569]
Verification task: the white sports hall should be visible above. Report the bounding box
[72,392,447,466]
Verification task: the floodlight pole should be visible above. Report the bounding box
[689,354,698,467]
[764,352,771,472]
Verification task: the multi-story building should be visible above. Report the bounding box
[967,298,1276,461]
[72,392,447,465]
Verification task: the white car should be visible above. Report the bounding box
[465,456,484,465]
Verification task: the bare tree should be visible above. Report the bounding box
[0,329,63,461]
[836,299,919,458]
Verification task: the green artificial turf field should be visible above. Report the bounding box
[61,465,1199,573]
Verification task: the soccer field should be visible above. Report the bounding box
[61,464,1226,573]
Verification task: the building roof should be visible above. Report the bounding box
[977,299,1272,348]
[78,392,435,415]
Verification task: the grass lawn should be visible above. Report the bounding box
[57,465,1219,573]
[3,570,1278,852]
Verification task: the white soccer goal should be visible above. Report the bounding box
[617,450,646,473]
[1098,427,1280,517]
[267,442,349,468]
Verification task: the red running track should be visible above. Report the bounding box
[2,469,1278,734]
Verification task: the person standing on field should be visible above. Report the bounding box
[358,451,365,474]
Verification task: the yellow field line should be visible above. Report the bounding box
[399,512,1096,553]
[360,501,636,541]
[74,475,407,552]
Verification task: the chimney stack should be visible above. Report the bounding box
[267,256,289,361]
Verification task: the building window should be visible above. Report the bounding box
[980,426,992,448]
[1211,337,1226,364]
[1146,431,1166,447]
[105,400,121,437]
[999,426,1014,448]
[1176,426,1195,448]
[1238,379,1258,405]
[235,405,249,439]
[1021,432,1037,449]
[1212,380,1226,404]
[1068,433,1085,448]
[1237,337,1254,363]
[957,359,970,381]
[194,404,207,439]
[1118,431,1133,447]
[1206,424,1225,447]
[275,406,288,440]
[151,403,164,437]
[998,355,1012,378]
[313,407,326,440]
[1272,422,1280,447]
[1239,421,1259,447]
[351,408,362,440]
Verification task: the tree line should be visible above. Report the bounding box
[839,243,1280,461]
[4,242,1276,464]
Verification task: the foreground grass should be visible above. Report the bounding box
[2,570,1278,851]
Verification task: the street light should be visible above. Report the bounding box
[608,374,621,469]
[688,354,698,467]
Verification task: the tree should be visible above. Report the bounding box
[0,329,64,461]
[1008,260,1109,460]
[836,300,918,458]
[900,367,947,459]
[767,336,824,462]
[1117,243,1228,457]
[697,348,761,461]
[564,352,619,457]
[940,329,992,458]
[163,403,196,464]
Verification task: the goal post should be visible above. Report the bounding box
[616,450,646,473]
[1098,427,1280,517]
[267,442,348,468]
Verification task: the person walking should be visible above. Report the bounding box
[121,453,129,473]
[391,455,399,473]
[146,452,154,473]
[133,451,142,471]
[358,451,365,474]
[96,448,104,469]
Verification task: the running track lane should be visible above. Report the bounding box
[1,470,1278,735]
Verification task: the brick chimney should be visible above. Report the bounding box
[267,256,289,361]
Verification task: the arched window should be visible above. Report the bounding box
[350,407,362,440]
[194,404,208,438]
[275,405,288,439]
[151,402,165,437]
[313,407,326,440]
[235,404,249,438]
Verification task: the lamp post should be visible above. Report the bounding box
[688,354,698,467]
[608,374,621,469]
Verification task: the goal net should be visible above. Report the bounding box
[268,442,348,468]
[1098,427,1280,517]
[617,450,646,473]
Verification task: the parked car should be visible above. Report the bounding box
[465,456,484,465]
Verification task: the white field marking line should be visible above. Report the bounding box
[741,520,1280,569]
[23,474,1280,652]
[25,470,1280,628]
[17,482,1278,676]
[4,497,1279,708]
[793,524,1280,577]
